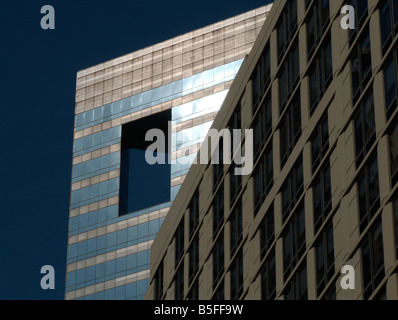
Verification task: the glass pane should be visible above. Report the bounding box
[310,67,318,107]
[390,124,398,176]
[351,55,360,96]
[380,1,392,47]
[361,33,371,81]
[384,58,396,110]
[364,93,375,145]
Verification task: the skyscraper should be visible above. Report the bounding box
[145,0,398,300]
[65,5,272,300]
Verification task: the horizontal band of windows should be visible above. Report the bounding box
[66,239,153,273]
[171,143,201,161]
[172,153,199,176]
[67,265,149,295]
[171,121,213,152]
[70,178,119,210]
[73,126,121,157]
[73,144,121,166]
[171,168,190,180]
[74,59,243,132]
[65,269,149,300]
[66,249,150,292]
[67,221,163,264]
[71,169,119,192]
[73,81,232,141]
[68,203,169,241]
[72,151,120,183]
[172,90,228,124]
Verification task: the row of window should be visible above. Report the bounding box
[153,0,398,300]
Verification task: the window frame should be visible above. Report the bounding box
[354,89,376,168]
[311,113,329,174]
[361,218,385,299]
[254,143,274,214]
[282,155,304,222]
[357,152,380,233]
[313,162,332,232]
[282,201,306,280]
[315,223,335,297]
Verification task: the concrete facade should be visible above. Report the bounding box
[145,0,398,300]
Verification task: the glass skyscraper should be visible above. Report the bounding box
[65,5,271,300]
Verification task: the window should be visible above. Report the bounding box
[252,44,271,111]
[261,248,276,300]
[254,144,273,214]
[280,91,301,168]
[282,155,304,222]
[279,40,300,111]
[311,114,329,173]
[348,0,368,43]
[307,0,330,58]
[230,251,244,300]
[188,280,199,300]
[322,283,336,300]
[213,187,224,238]
[390,119,398,188]
[189,189,200,238]
[212,280,224,300]
[260,205,275,259]
[175,264,184,300]
[358,153,380,233]
[283,202,306,280]
[253,95,272,160]
[189,235,199,283]
[277,0,298,62]
[154,262,164,300]
[351,26,372,103]
[213,233,224,289]
[230,164,242,207]
[230,200,242,256]
[374,285,387,300]
[393,196,398,257]
[315,223,334,296]
[354,90,376,168]
[361,218,385,299]
[380,0,398,53]
[313,163,332,232]
[175,220,185,267]
[384,51,398,119]
[213,138,224,190]
[284,262,308,300]
[309,33,332,114]
[229,103,241,161]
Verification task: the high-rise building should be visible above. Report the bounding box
[145,0,398,300]
[65,5,272,300]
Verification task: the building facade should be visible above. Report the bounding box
[145,0,398,300]
[65,5,271,300]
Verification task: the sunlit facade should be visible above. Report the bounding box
[65,5,272,300]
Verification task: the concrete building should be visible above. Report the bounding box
[145,0,398,300]
[65,5,271,300]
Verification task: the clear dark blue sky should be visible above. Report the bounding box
[0,0,271,300]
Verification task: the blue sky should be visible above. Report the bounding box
[0,0,271,300]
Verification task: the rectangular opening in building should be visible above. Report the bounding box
[119,109,171,216]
